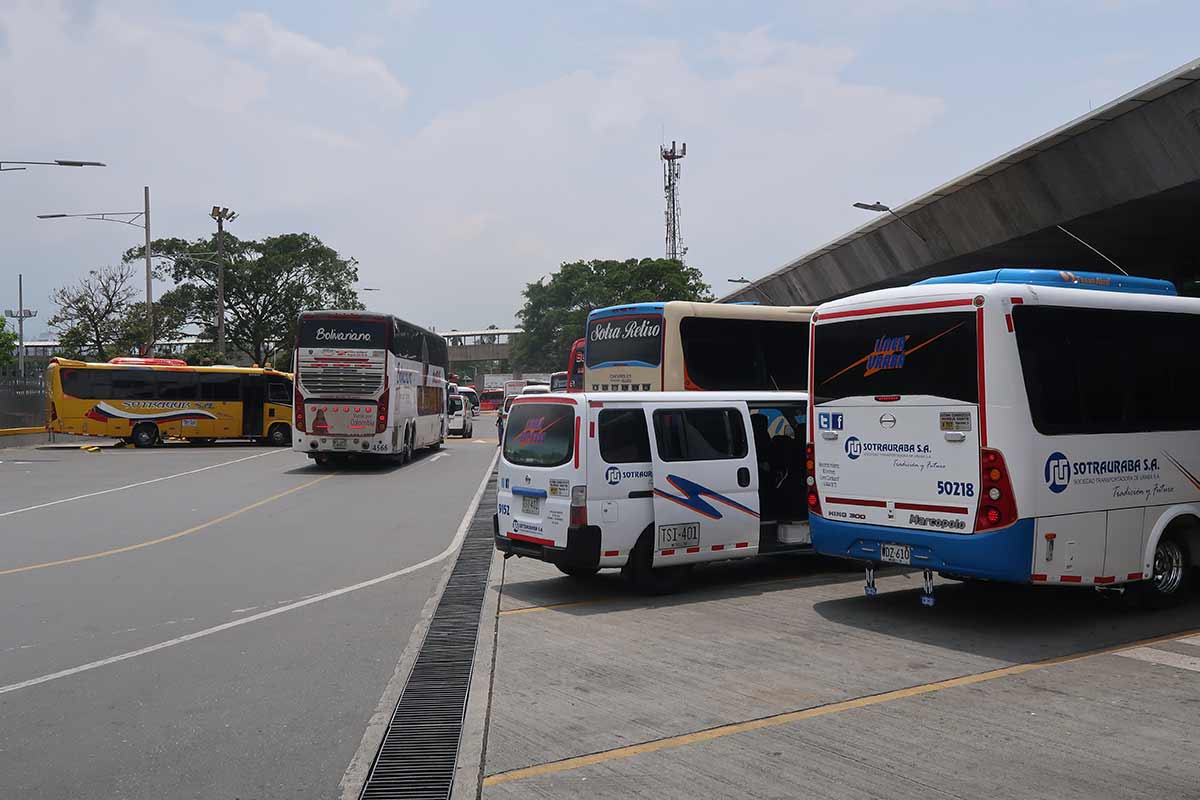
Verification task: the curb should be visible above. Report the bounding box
[0,426,47,437]
[451,548,504,800]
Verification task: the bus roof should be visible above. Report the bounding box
[916,268,1177,296]
[587,300,814,321]
[512,390,809,405]
[588,302,665,320]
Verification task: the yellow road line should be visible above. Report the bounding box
[483,625,1200,786]
[500,599,604,616]
[0,473,337,576]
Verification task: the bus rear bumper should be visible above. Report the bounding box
[493,515,601,570]
[810,516,1034,583]
[294,432,389,455]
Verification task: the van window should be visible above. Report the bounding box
[1014,305,1200,434]
[599,409,650,463]
[653,408,747,462]
[449,395,464,413]
[504,403,575,467]
[813,312,978,404]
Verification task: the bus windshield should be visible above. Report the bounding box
[299,317,388,349]
[813,312,978,404]
[586,314,663,367]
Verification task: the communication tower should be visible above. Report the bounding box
[660,140,687,263]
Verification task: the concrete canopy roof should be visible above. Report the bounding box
[724,57,1200,304]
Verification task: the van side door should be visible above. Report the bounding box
[646,401,760,563]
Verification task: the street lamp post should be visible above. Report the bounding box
[853,201,928,243]
[1,159,105,174]
[209,206,238,359]
[4,274,37,377]
[38,186,156,354]
[727,277,751,284]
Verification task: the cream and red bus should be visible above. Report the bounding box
[583,301,814,392]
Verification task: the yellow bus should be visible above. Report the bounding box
[583,301,815,392]
[46,357,294,447]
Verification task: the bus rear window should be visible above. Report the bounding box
[586,315,663,368]
[813,311,978,404]
[503,403,575,467]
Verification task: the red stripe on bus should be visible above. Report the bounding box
[735,542,749,549]
[1031,573,1047,582]
[1093,576,1116,584]
[603,549,619,557]
[1005,313,1013,333]
[589,421,595,438]
[976,307,987,447]
[895,501,969,514]
[817,298,975,321]
[1009,297,1024,304]
[1060,575,1082,583]
[827,496,887,508]
[686,546,701,553]
[807,324,816,441]
[1128,571,1145,580]
[513,396,577,405]
[711,544,725,551]
[508,532,554,546]
[661,549,676,556]
[573,416,581,469]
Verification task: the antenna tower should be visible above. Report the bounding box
[660,140,686,263]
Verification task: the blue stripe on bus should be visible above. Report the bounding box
[586,360,659,369]
[810,515,1035,583]
[588,302,665,321]
[916,269,1177,296]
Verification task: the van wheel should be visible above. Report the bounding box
[131,423,159,449]
[556,564,600,579]
[267,423,291,447]
[1136,533,1191,609]
[625,527,692,595]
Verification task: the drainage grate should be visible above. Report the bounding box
[359,475,497,800]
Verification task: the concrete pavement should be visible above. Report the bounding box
[0,432,499,798]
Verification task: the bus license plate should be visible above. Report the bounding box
[658,523,699,550]
[880,543,911,565]
[521,496,539,515]
[333,438,347,450]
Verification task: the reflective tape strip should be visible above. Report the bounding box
[1060,575,1083,583]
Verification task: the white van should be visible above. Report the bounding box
[447,394,474,438]
[808,268,1200,607]
[494,391,811,592]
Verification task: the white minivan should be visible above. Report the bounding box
[495,391,811,592]
[447,394,474,438]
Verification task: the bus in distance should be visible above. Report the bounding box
[46,357,294,448]
[549,371,568,392]
[584,301,815,392]
[566,337,585,392]
[807,268,1200,608]
[292,310,448,465]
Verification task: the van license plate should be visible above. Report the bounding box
[333,439,347,450]
[880,543,911,565]
[658,523,699,550]
[521,496,539,515]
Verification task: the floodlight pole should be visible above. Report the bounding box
[144,186,153,352]
[5,274,38,377]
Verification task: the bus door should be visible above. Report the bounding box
[645,401,760,563]
[242,375,266,437]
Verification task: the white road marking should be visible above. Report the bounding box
[0,450,285,519]
[1179,635,1200,647]
[429,453,446,463]
[0,452,499,698]
[231,606,259,614]
[1115,646,1200,673]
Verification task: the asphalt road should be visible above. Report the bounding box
[0,427,498,798]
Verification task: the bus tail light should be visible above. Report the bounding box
[570,485,588,527]
[975,448,1017,532]
[311,408,330,435]
[805,442,822,516]
[376,373,390,434]
[294,385,305,432]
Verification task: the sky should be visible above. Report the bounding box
[2,0,1199,337]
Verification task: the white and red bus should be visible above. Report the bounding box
[479,388,505,412]
[566,337,585,392]
[292,310,448,465]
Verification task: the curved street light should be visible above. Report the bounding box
[1,158,105,173]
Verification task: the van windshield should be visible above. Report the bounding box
[813,311,978,404]
[503,403,575,467]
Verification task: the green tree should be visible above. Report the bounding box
[48,264,185,360]
[512,258,712,371]
[0,317,17,368]
[126,231,363,366]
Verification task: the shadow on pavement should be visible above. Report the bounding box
[812,578,1200,663]
[500,552,866,616]
[281,447,443,475]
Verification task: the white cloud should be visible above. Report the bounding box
[387,0,430,19]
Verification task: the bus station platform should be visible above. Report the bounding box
[470,551,1200,798]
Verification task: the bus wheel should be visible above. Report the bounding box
[401,428,412,464]
[267,423,291,447]
[1137,532,1191,609]
[313,453,331,468]
[625,527,691,595]
[131,423,159,449]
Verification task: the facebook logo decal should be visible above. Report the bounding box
[818,412,844,431]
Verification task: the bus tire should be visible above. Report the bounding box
[1136,530,1192,609]
[555,564,600,579]
[625,526,691,595]
[131,423,159,449]
[401,427,412,464]
[267,423,291,447]
[313,453,331,468]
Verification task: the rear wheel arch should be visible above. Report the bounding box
[1144,506,1200,570]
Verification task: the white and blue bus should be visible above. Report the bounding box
[807,269,1200,606]
[292,310,448,465]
